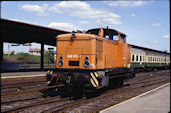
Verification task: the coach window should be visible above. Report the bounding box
[136,55,138,61]
[140,56,142,61]
[132,55,135,61]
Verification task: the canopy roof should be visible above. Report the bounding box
[0,18,70,46]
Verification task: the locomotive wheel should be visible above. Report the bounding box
[72,85,84,100]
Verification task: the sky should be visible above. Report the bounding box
[1,1,170,53]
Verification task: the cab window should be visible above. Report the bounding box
[113,35,119,41]
[105,35,109,39]
[120,34,126,43]
[104,32,119,41]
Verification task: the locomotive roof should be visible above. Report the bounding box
[86,28,127,36]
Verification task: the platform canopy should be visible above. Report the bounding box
[0,18,70,46]
[0,18,70,70]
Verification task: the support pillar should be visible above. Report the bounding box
[0,41,3,63]
[41,42,44,70]
[0,41,3,96]
[0,41,4,62]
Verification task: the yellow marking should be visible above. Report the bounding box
[90,72,99,87]
[1,74,46,79]
[94,72,98,78]
[90,78,97,87]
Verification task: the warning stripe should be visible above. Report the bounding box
[94,72,98,78]
[90,78,97,87]
[90,72,99,87]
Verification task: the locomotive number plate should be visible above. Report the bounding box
[67,54,79,58]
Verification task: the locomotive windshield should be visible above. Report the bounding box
[104,29,119,41]
[86,28,126,42]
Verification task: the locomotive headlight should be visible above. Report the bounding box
[59,56,63,61]
[85,56,89,61]
[58,56,63,67]
[84,56,90,68]
[58,61,63,67]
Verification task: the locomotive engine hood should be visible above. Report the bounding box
[56,33,97,70]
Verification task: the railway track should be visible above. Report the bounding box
[1,82,48,95]
[1,69,169,113]
[1,84,66,104]
[64,78,169,113]
[125,70,170,86]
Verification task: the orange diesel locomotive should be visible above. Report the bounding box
[46,28,134,94]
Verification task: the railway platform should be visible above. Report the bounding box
[1,71,47,79]
[100,83,170,113]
